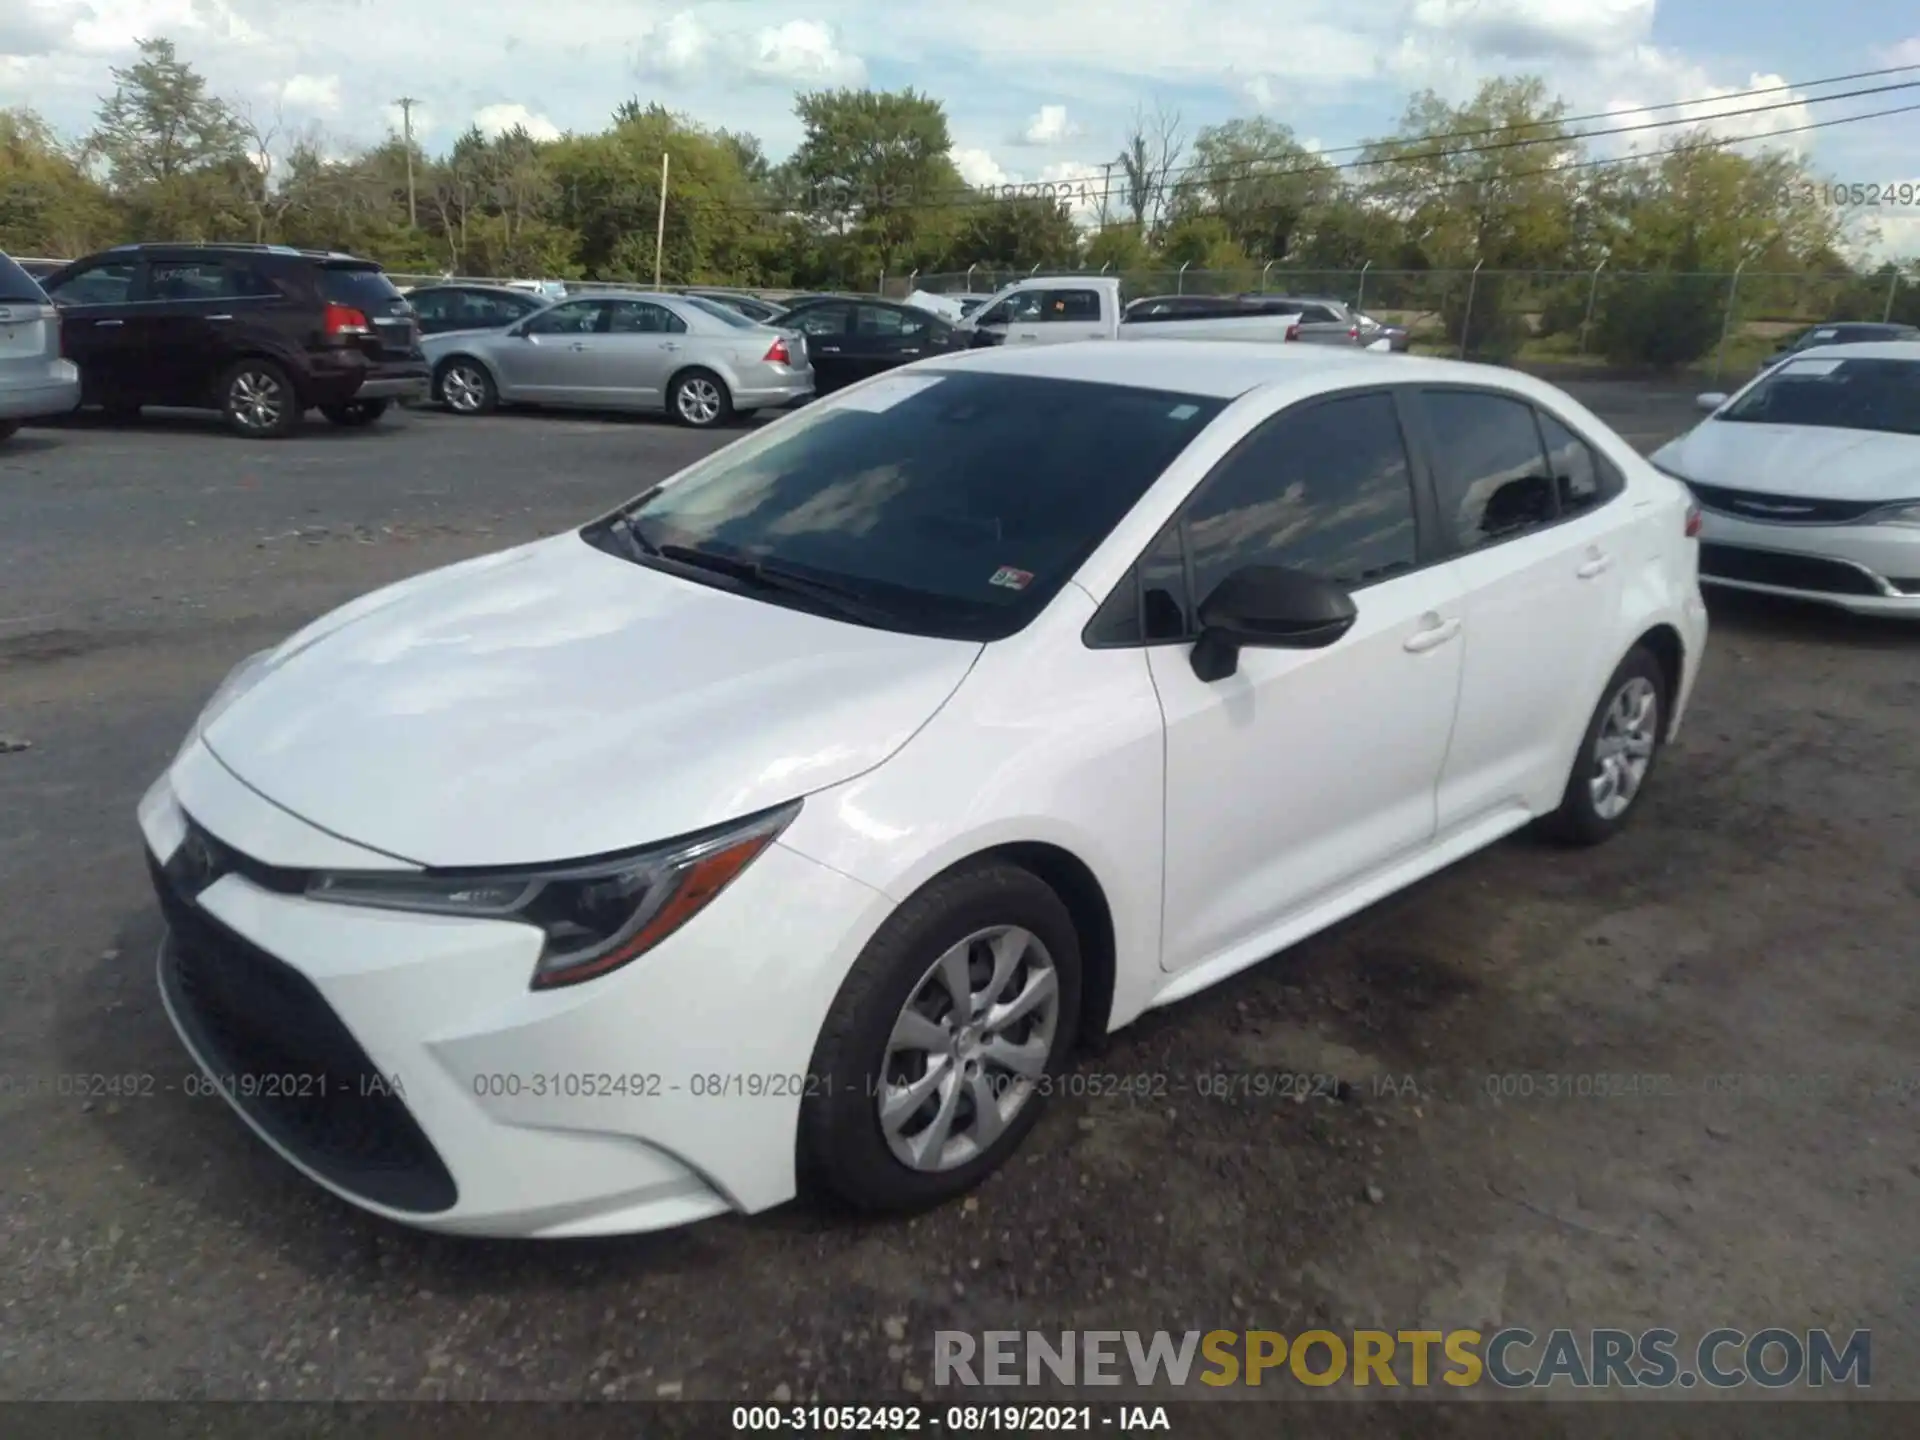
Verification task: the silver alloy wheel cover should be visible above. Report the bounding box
[230,369,283,431]
[676,376,722,425]
[878,924,1061,1173]
[442,364,486,413]
[1590,675,1658,820]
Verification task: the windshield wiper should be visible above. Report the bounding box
[654,542,894,626]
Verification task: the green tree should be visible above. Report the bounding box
[88,38,243,190]
[1168,118,1336,261]
[788,88,963,273]
[0,108,119,257]
[945,197,1079,270]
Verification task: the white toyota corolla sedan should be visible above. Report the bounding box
[139,341,1708,1237]
[1652,341,1920,617]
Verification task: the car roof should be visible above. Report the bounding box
[411,282,538,295]
[921,339,1533,399]
[1779,340,1920,362]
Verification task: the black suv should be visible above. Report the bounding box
[38,243,429,437]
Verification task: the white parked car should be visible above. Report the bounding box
[959,275,1301,346]
[1653,342,1920,617]
[140,342,1707,1237]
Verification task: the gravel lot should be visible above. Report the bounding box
[2,386,1915,1419]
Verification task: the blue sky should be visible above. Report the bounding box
[2,0,1917,256]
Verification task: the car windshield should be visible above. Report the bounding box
[588,370,1229,641]
[0,252,49,303]
[1718,356,1920,436]
[682,295,761,329]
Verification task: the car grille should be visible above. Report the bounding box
[1698,543,1887,597]
[1687,482,1889,525]
[150,842,458,1214]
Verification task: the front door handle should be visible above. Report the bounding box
[568,342,588,351]
[206,314,233,321]
[1576,553,1614,579]
[1403,616,1461,653]
[660,341,679,351]
[816,344,841,353]
[899,348,921,356]
[93,319,124,328]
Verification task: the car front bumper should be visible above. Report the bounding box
[1695,510,1920,617]
[0,362,80,420]
[139,742,891,1238]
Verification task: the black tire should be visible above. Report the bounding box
[1540,645,1668,846]
[799,861,1082,1214]
[0,419,19,443]
[667,368,733,429]
[320,398,390,426]
[434,357,496,415]
[218,358,301,439]
[101,403,141,423]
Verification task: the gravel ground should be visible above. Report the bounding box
[1,387,1915,1421]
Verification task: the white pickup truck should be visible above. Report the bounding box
[956,275,1301,348]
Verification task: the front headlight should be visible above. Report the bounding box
[305,801,800,989]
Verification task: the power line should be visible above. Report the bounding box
[675,80,1920,218]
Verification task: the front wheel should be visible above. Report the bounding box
[800,861,1082,1213]
[219,359,301,438]
[668,369,732,428]
[1540,646,1667,846]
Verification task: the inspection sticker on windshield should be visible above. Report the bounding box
[1168,403,1200,420]
[835,374,946,412]
[1784,358,1843,376]
[990,566,1035,591]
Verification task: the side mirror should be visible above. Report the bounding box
[1189,565,1358,682]
[1695,392,1728,413]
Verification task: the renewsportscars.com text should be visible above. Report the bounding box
[934,1328,1870,1389]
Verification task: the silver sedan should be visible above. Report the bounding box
[422,290,813,428]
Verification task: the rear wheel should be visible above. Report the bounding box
[668,368,732,429]
[1540,646,1667,846]
[320,398,390,427]
[800,861,1082,1213]
[219,359,301,439]
[435,358,496,415]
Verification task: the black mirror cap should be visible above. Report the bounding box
[1197,565,1358,649]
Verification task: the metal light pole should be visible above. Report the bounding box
[1578,258,1606,356]
[1260,259,1274,293]
[1356,258,1372,313]
[1712,257,1749,386]
[1459,259,1483,359]
[1177,260,1190,294]
[1884,268,1903,323]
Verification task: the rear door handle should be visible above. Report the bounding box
[568,342,588,351]
[94,319,124,328]
[816,345,841,353]
[1404,616,1461,653]
[207,314,233,321]
[660,341,679,351]
[899,348,921,356]
[1577,553,1614,579]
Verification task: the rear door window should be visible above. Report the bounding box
[0,253,49,303]
[44,260,138,306]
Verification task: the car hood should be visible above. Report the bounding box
[1652,421,1920,502]
[200,534,982,867]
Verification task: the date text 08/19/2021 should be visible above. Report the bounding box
[730,1404,1169,1433]
[460,1070,1389,1102]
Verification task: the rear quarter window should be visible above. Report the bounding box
[0,253,49,304]
[319,266,404,309]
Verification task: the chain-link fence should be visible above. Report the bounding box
[895,266,1916,378]
[37,250,1896,379]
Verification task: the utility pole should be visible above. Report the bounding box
[1096,160,1114,230]
[653,151,670,289]
[395,96,418,227]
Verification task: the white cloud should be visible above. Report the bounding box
[0,0,75,57]
[1409,0,1653,60]
[1604,59,1816,156]
[749,20,864,85]
[631,11,711,80]
[1017,104,1077,145]
[1880,37,1920,66]
[279,72,339,113]
[471,102,562,142]
[949,145,1008,187]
